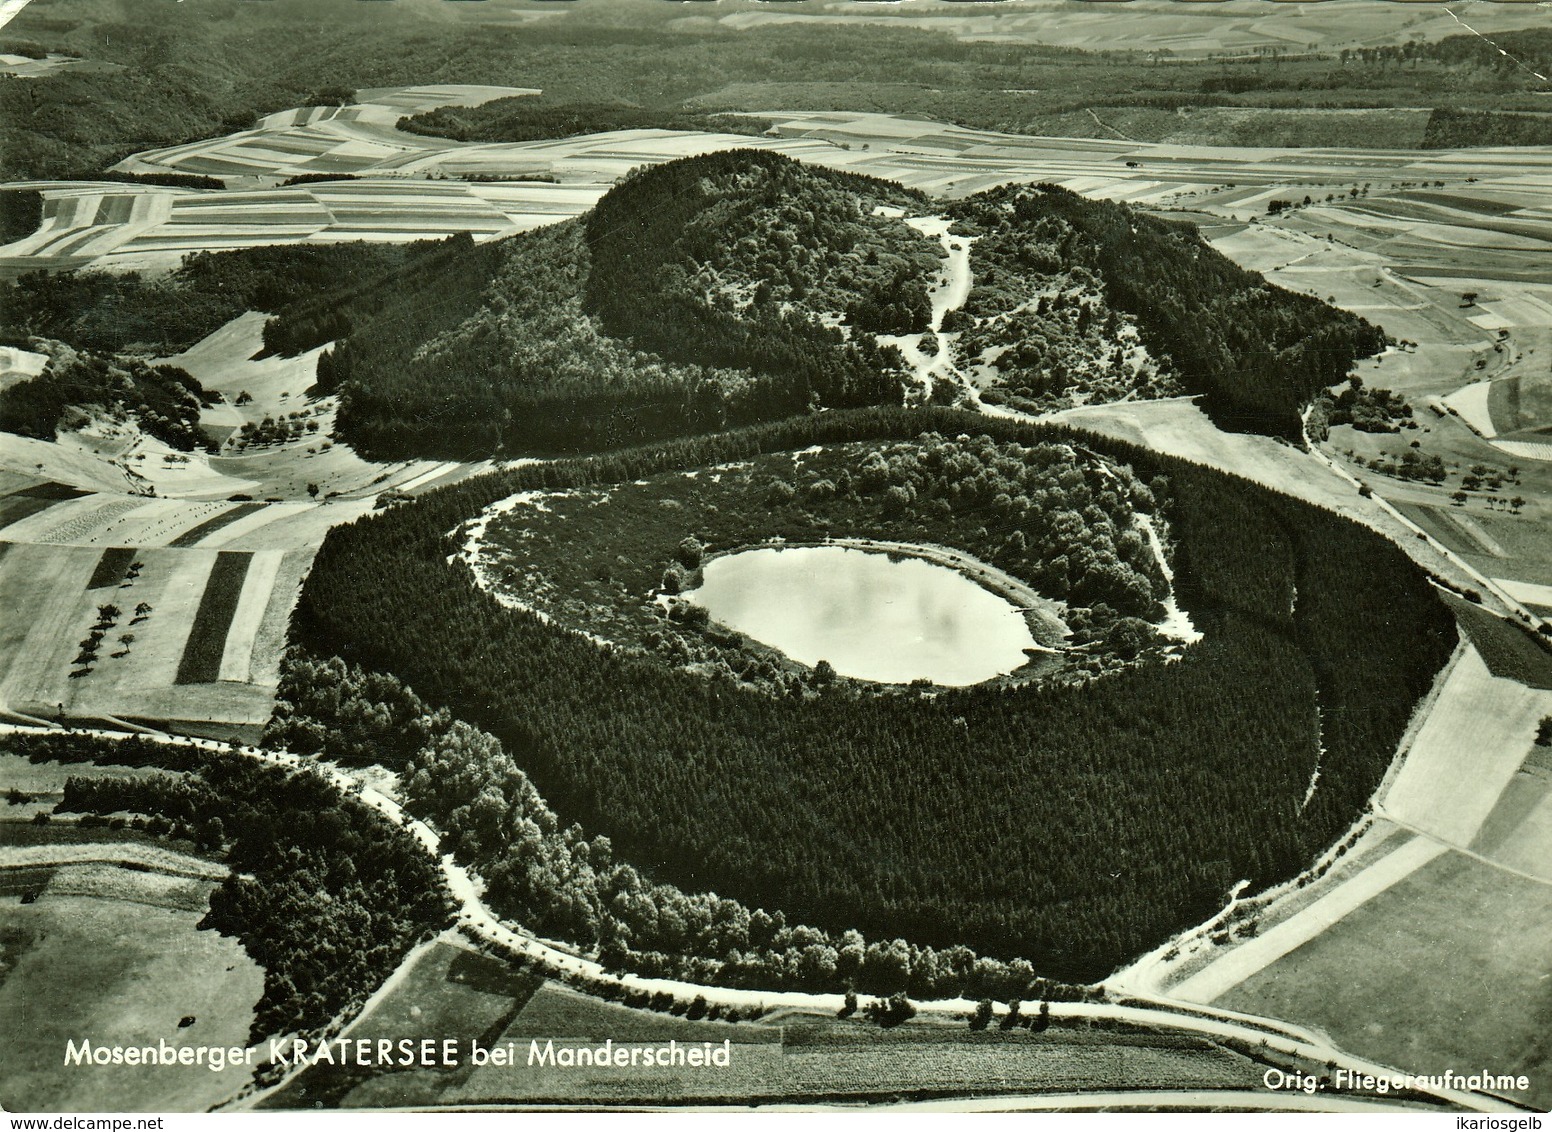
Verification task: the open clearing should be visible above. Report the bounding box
[0,858,262,1112]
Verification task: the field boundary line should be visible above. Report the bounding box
[1376,817,1552,888]
[1168,836,1447,1006]
[0,841,229,881]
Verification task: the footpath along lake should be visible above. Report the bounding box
[683,545,1038,686]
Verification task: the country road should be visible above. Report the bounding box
[0,721,1522,1114]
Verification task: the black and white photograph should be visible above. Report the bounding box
[0,0,1549,1118]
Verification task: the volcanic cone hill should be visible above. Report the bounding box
[5,151,1383,460]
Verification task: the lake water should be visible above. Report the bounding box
[684,545,1037,686]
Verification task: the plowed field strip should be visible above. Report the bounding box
[167,502,261,548]
[173,551,251,686]
[217,550,282,684]
[0,494,64,532]
[85,547,137,590]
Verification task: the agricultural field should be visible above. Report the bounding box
[1471,763,1552,884]
[10,96,1552,280]
[1215,850,1552,1112]
[0,854,263,1112]
[268,941,1266,1109]
[113,85,543,183]
[448,993,1261,1107]
[1380,642,1552,844]
[0,178,607,278]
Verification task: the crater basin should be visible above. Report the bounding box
[683,544,1038,686]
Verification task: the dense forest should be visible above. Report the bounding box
[0,344,213,451]
[11,731,452,1042]
[0,189,42,246]
[467,433,1172,693]
[948,185,1385,439]
[311,153,939,458]
[266,655,1095,1003]
[397,98,773,144]
[584,149,933,351]
[1422,108,1552,149]
[290,407,1456,981]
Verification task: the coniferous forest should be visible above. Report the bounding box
[291,407,1456,982]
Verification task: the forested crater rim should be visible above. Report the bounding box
[295,410,1456,979]
[452,436,1200,698]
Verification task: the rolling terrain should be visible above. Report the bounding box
[4,13,1552,1114]
[0,312,489,738]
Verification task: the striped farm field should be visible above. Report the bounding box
[0,91,1505,275]
[174,551,252,685]
[85,546,138,590]
[0,537,295,730]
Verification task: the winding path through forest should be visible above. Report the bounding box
[0,722,1519,1114]
[875,214,977,403]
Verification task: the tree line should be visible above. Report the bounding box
[397,98,774,145]
[12,731,453,1043]
[1,240,451,357]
